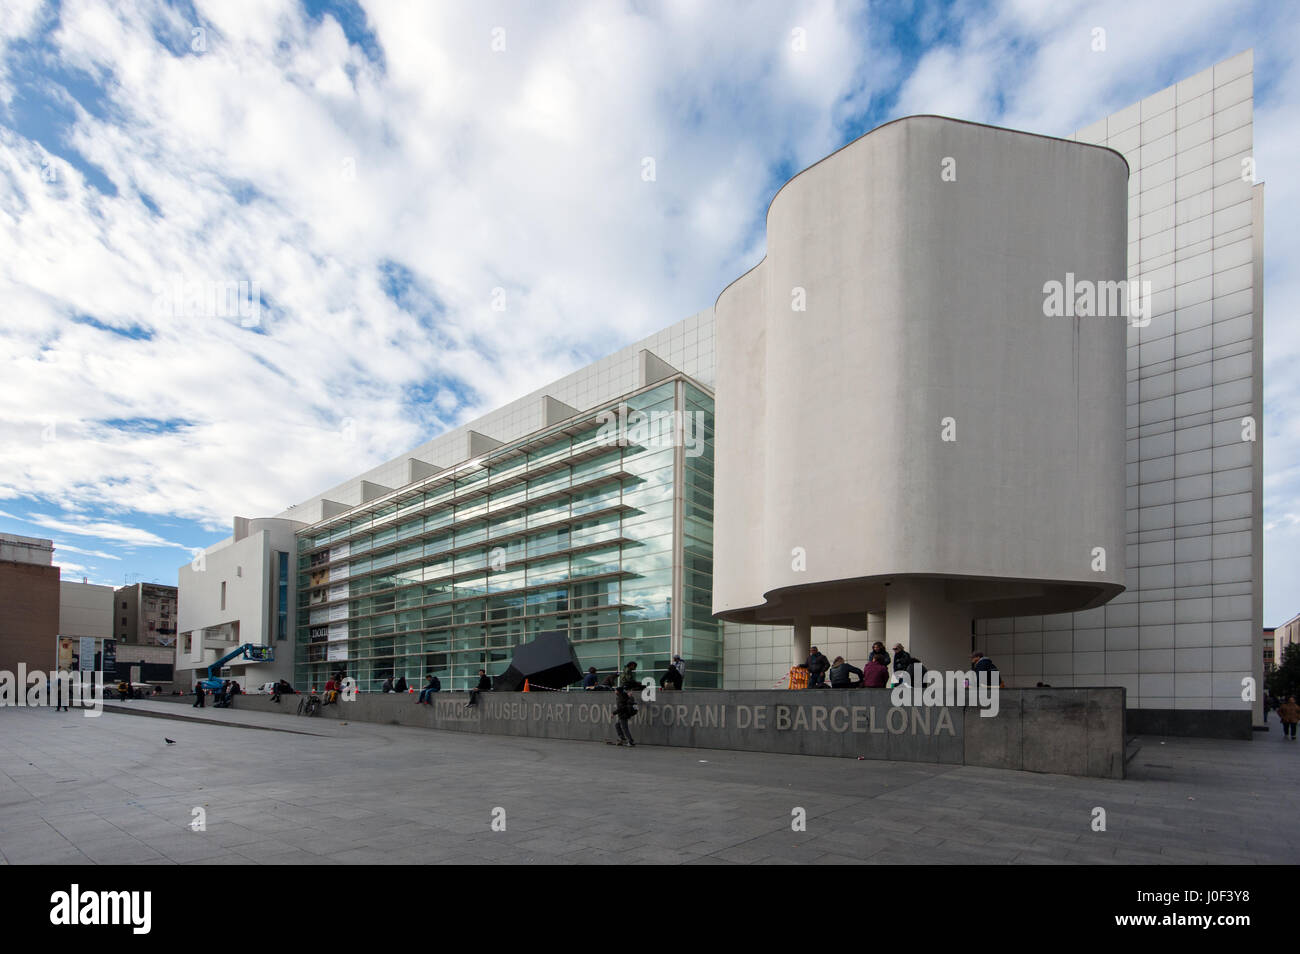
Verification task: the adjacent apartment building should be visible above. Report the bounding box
[178,52,1263,738]
[115,582,179,647]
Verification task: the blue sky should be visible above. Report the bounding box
[1,0,1297,623]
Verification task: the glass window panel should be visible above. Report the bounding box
[621,447,674,475]
[624,383,674,410]
[425,508,454,530]
[455,576,487,599]
[528,437,571,468]
[455,521,488,547]
[487,567,524,593]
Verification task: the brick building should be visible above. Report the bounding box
[0,534,60,674]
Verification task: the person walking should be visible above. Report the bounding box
[805,646,830,689]
[193,683,205,708]
[611,685,637,747]
[1279,696,1300,741]
[619,661,643,691]
[49,675,69,711]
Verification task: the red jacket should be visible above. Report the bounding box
[862,660,890,688]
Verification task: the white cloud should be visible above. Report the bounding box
[53,541,121,560]
[0,0,886,535]
[26,514,190,550]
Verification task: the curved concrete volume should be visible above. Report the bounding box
[712,115,1131,671]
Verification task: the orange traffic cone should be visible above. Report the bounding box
[522,679,530,692]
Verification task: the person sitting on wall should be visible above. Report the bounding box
[417,674,441,704]
[970,651,1000,690]
[861,653,890,688]
[582,667,599,690]
[659,658,683,691]
[394,674,408,693]
[465,669,492,709]
[828,656,863,689]
[381,676,395,693]
[323,677,340,705]
[597,673,617,691]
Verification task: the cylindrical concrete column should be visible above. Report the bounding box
[884,579,972,672]
[792,617,812,666]
[866,612,886,653]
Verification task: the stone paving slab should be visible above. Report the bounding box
[0,703,1297,864]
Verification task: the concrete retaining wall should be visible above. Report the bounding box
[188,686,1126,779]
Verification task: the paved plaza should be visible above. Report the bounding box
[0,701,1297,864]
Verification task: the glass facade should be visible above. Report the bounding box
[294,376,719,691]
[276,551,289,641]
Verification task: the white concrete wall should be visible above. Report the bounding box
[977,50,1262,717]
[58,581,114,639]
[0,534,53,565]
[712,116,1128,658]
[176,519,299,685]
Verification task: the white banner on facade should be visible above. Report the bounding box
[309,607,328,625]
[329,582,348,602]
[328,621,348,640]
[328,602,348,622]
[331,541,350,561]
[333,562,350,580]
[326,640,349,661]
[78,637,95,671]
